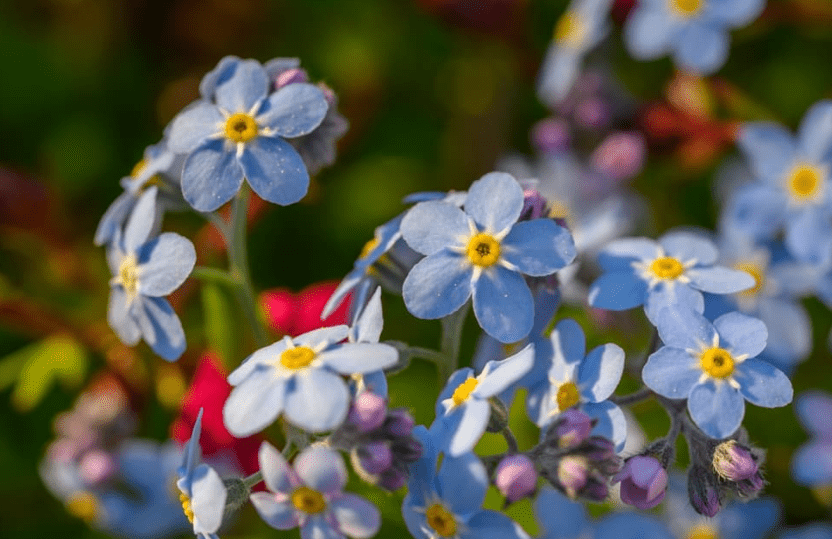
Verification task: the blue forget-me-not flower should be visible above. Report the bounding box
[106,187,196,361]
[401,172,576,343]
[642,307,792,439]
[167,58,329,212]
[791,390,832,487]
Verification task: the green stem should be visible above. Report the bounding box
[438,304,468,383]
[243,471,263,489]
[191,266,238,287]
[501,427,519,455]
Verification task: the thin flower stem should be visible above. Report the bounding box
[229,186,268,349]
[402,346,447,364]
[243,471,263,489]
[502,427,519,455]
[610,387,654,407]
[191,266,238,288]
[438,304,468,384]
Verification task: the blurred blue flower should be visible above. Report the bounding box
[223,325,397,435]
[401,172,575,343]
[167,58,328,211]
[780,524,832,539]
[431,345,534,456]
[535,486,592,539]
[251,442,380,538]
[642,307,792,438]
[594,512,674,539]
[106,187,195,361]
[624,0,766,74]
[525,318,627,451]
[588,231,754,324]
[791,391,832,487]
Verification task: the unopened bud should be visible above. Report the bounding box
[558,455,589,499]
[384,409,415,437]
[379,468,407,491]
[79,450,116,485]
[521,189,548,221]
[531,117,570,154]
[590,131,646,181]
[275,68,309,88]
[735,472,764,498]
[712,440,758,482]
[495,454,537,503]
[357,441,393,475]
[555,409,594,448]
[348,392,387,433]
[687,464,721,517]
[614,455,667,510]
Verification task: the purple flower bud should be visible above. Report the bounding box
[275,68,309,88]
[736,473,764,498]
[614,455,667,510]
[688,464,721,517]
[349,392,388,433]
[555,409,594,448]
[531,118,570,154]
[495,454,537,502]
[590,131,646,182]
[712,440,758,482]
[393,437,423,462]
[318,83,337,106]
[574,98,609,129]
[582,479,609,502]
[558,455,589,499]
[79,450,116,485]
[384,409,415,437]
[379,468,407,491]
[357,441,393,475]
[521,189,548,221]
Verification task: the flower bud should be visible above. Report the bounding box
[590,131,646,181]
[79,450,116,485]
[378,468,407,491]
[735,473,764,498]
[275,68,309,88]
[574,98,609,129]
[495,454,537,503]
[521,189,548,221]
[531,118,570,154]
[348,392,387,433]
[558,455,589,499]
[614,455,667,510]
[687,464,721,517]
[357,441,393,475]
[554,409,594,448]
[384,409,415,437]
[712,440,758,482]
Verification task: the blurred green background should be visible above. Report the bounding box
[1,0,831,537]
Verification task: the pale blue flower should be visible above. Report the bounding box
[791,391,832,486]
[401,172,575,343]
[223,325,398,435]
[535,487,592,539]
[167,58,328,212]
[642,307,792,439]
[780,525,832,539]
[595,512,673,539]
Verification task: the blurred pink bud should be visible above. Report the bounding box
[357,441,393,475]
[79,450,116,485]
[275,68,309,88]
[555,409,594,448]
[614,455,667,509]
[590,131,646,181]
[558,455,589,499]
[349,392,388,433]
[574,98,609,129]
[531,118,570,154]
[495,454,537,502]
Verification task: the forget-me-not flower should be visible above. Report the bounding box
[106,187,196,361]
[251,442,380,539]
[642,307,792,439]
[525,318,627,451]
[167,58,328,212]
[401,172,576,343]
[624,0,766,74]
[791,390,832,487]
[588,231,754,324]
[223,324,398,435]
[535,486,592,539]
[431,345,534,456]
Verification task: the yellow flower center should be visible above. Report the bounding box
[118,255,140,296]
[179,492,195,523]
[734,262,764,297]
[670,0,703,17]
[280,346,316,370]
[66,491,99,522]
[466,233,501,267]
[452,377,479,406]
[686,524,719,539]
[650,256,685,280]
[556,381,580,411]
[787,164,823,201]
[130,158,147,178]
[426,504,457,537]
[549,200,571,220]
[700,347,735,378]
[554,11,586,47]
[224,112,259,143]
[291,486,326,514]
[360,236,380,259]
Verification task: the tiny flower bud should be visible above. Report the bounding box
[79,450,116,485]
[558,455,589,499]
[495,454,537,503]
[590,131,646,181]
[379,468,407,491]
[531,117,570,154]
[357,441,393,475]
[575,98,609,129]
[349,392,387,433]
[521,189,548,221]
[275,68,309,88]
[555,409,594,448]
[687,464,721,517]
[614,455,667,510]
[712,440,758,482]
[735,473,764,498]
[384,409,415,437]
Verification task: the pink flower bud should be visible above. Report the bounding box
[357,441,393,475]
[558,455,589,499]
[590,131,646,182]
[495,454,537,502]
[712,440,758,482]
[531,118,570,154]
[614,455,667,509]
[275,68,309,88]
[79,450,116,485]
[555,409,594,448]
[349,392,387,433]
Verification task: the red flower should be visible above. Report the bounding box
[259,280,351,337]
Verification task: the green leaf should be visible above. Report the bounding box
[8,334,88,411]
[201,283,239,369]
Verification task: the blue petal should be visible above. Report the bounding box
[199,56,241,99]
[674,21,729,75]
[723,184,787,240]
[735,358,792,408]
[263,57,301,79]
[402,251,472,319]
[659,230,718,265]
[437,368,476,415]
[137,233,196,297]
[795,391,832,439]
[686,266,756,294]
[95,192,134,246]
[758,298,811,364]
[798,100,832,162]
[501,219,576,276]
[301,515,342,539]
[190,464,227,534]
[407,426,439,506]
[644,283,705,324]
[294,325,351,349]
[349,286,383,343]
[321,271,363,320]
[579,343,625,402]
[330,494,381,538]
[214,59,268,114]
[259,84,329,138]
[123,187,157,254]
[136,296,186,361]
[737,123,796,185]
[537,45,580,106]
[713,311,768,358]
[250,492,299,530]
[642,346,701,398]
[228,338,290,386]
[791,441,832,485]
[526,379,559,427]
[318,342,398,374]
[223,365,287,437]
[258,442,298,495]
[167,102,223,153]
[688,381,745,439]
[401,201,470,255]
[785,207,832,266]
[654,305,715,351]
[181,139,244,212]
[402,493,431,539]
[535,487,589,539]
[707,0,765,26]
[240,136,309,206]
[446,397,490,457]
[474,345,534,398]
[718,497,781,539]
[180,408,203,481]
[473,266,534,343]
[587,271,648,310]
[595,512,674,539]
[464,172,524,233]
[598,237,661,271]
[438,452,488,516]
[108,287,141,346]
[583,400,627,453]
[624,5,680,60]
[463,510,530,539]
[294,445,347,495]
[283,368,350,432]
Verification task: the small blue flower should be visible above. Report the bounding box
[401,172,575,343]
[431,345,534,456]
[167,58,328,212]
[588,231,755,324]
[106,187,196,361]
[402,427,530,539]
[348,286,389,398]
[731,100,832,265]
[223,325,398,435]
[624,0,766,74]
[525,318,627,451]
[177,410,227,539]
[535,486,592,539]
[251,442,381,539]
[791,391,832,487]
[642,307,793,439]
[537,0,614,105]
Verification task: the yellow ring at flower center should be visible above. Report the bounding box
[670,0,703,17]
[426,504,457,537]
[788,165,822,200]
[225,113,259,143]
[466,233,501,267]
[700,347,735,378]
[291,486,326,514]
[650,256,684,280]
[452,377,479,406]
[280,346,316,370]
[556,382,580,411]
